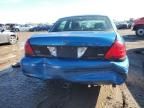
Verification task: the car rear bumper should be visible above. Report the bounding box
[21,57,129,85]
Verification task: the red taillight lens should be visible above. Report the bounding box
[25,40,34,56]
[105,40,126,60]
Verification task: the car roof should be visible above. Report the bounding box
[59,15,109,20]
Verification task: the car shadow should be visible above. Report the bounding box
[122,34,144,42]
[0,43,18,47]
[0,43,9,46]
[127,47,144,56]
[126,48,144,107]
[37,80,100,108]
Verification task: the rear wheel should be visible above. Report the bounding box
[15,28,19,32]
[136,28,144,36]
[9,35,17,45]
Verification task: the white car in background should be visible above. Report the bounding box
[0,29,18,45]
[14,24,35,32]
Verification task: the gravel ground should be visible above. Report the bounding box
[0,67,139,108]
[0,67,101,108]
[119,30,144,108]
[0,30,143,108]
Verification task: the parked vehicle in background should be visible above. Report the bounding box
[5,23,15,31]
[0,29,18,44]
[29,24,51,32]
[127,21,133,29]
[21,15,129,86]
[0,24,4,31]
[13,24,22,32]
[132,17,144,36]
[4,23,18,32]
[5,24,35,32]
[5,23,21,32]
[115,22,129,29]
[15,24,35,32]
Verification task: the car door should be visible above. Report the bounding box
[0,31,5,44]
[0,31,9,43]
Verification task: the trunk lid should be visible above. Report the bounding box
[29,31,116,46]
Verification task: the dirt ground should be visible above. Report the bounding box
[0,30,143,108]
[119,30,144,107]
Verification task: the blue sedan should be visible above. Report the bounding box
[21,15,129,85]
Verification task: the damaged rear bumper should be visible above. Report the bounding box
[21,57,129,85]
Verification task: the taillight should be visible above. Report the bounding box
[105,40,126,60]
[25,40,34,56]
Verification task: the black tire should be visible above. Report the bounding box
[9,35,17,45]
[15,28,20,32]
[136,28,144,37]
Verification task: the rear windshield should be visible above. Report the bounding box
[50,16,113,32]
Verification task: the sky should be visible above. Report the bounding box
[0,0,144,24]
